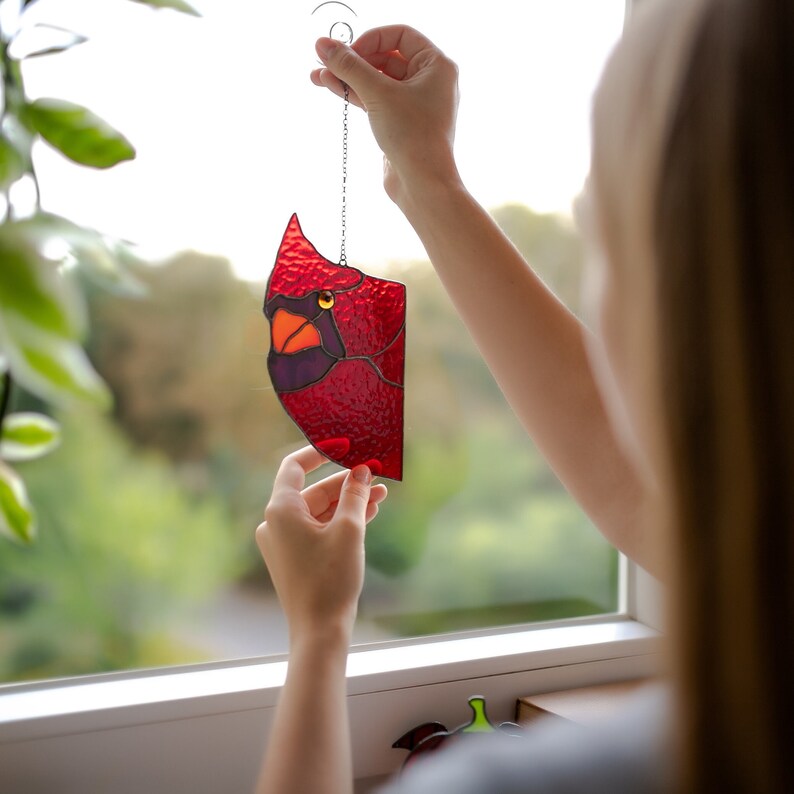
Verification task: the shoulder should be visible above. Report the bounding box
[378,685,674,794]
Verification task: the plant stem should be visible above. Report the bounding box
[30,161,41,207]
[0,371,12,445]
[1,20,40,216]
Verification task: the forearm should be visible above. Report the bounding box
[397,177,653,570]
[257,630,353,794]
[312,24,658,561]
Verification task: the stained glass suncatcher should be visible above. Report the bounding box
[265,214,406,480]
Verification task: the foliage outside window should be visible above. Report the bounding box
[0,0,625,684]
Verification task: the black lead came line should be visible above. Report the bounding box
[275,307,326,353]
[345,356,405,390]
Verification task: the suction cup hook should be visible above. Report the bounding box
[311,2,357,45]
[329,21,354,44]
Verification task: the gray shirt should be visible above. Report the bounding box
[379,686,673,793]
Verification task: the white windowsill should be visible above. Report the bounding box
[0,564,663,788]
[0,615,659,744]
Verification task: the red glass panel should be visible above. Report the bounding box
[264,214,405,480]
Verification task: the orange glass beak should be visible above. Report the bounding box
[271,308,321,354]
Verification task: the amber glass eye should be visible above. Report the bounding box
[318,290,335,310]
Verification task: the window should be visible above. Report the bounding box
[1,4,663,788]
[1,0,627,688]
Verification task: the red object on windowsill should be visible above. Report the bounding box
[392,696,522,772]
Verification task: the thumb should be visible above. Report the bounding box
[316,38,386,102]
[334,465,372,527]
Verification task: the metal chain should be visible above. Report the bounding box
[340,82,349,266]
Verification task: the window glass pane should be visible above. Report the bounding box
[0,0,625,682]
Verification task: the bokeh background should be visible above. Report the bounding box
[0,0,626,682]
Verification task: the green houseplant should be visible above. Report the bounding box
[0,0,198,543]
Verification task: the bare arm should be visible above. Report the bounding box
[400,184,651,567]
[258,632,351,794]
[314,29,654,571]
[255,449,386,794]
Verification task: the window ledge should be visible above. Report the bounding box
[0,616,659,744]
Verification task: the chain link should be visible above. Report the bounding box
[340,82,349,266]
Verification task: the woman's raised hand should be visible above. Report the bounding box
[311,25,462,206]
[256,446,388,643]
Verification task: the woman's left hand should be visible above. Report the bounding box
[256,446,388,644]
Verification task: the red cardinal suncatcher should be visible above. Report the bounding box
[264,214,406,480]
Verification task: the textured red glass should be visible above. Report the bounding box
[264,214,405,480]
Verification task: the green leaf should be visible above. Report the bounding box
[69,235,147,297]
[0,218,112,408]
[9,24,88,60]
[0,223,86,340]
[0,462,36,543]
[0,133,27,190]
[0,315,111,408]
[22,40,89,61]
[0,115,34,169]
[23,99,135,169]
[128,0,201,16]
[0,412,61,461]
[92,241,147,297]
[13,213,146,297]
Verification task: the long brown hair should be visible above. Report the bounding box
[593,0,794,790]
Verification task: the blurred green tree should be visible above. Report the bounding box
[1,197,616,680]
[0,408,240,682]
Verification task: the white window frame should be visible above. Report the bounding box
[1,4,657,790]
[0,562,661,791]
